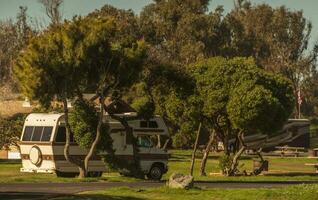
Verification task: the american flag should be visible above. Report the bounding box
[298,89,302,105]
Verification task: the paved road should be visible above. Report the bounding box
[1,181,318,199]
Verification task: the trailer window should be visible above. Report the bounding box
[31,127,43,141]
[41,127,53,141]
[22,126,34,141]
[55,126,74,142]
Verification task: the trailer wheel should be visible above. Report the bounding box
[147,164,163,180]
[88,171,102,177]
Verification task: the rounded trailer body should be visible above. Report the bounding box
[19,113,169,178]
[20,113,106,174]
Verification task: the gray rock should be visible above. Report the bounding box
[167,173,194,189]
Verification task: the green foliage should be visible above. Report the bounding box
[0,6,33,87]
[192,57,295,149]
[131,96,155,120]
[88,4,140,47]
[128,63,199,148]
[218,155,233,175]
[223,2,317,117]
[0,113,27,149]
[69,99,113,152]
[14,14,143,105]
[140,0,225,65]
[69,100,113,152]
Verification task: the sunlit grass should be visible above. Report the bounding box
[1,150,318,183]
[54,184,318,200]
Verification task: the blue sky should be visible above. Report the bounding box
[0,0,317,49]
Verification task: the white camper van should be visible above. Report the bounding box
[19,113,169,180]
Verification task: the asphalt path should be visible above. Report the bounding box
[1,181,318,199]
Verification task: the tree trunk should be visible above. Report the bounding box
[190,122,202,176]
[199,130,215,176]
[104,103,143,178]
[84,96,105,176]
[252,149,267,176]
[228,131,245,176]
[161,138,170,150]
[62,98,85,178]
[156,135,161,148]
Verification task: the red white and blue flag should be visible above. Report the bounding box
[298,89,302,105]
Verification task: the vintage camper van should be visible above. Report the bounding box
[19,113,169,180]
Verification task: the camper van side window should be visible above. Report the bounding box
[22,126,34,141]
[41,127,53,141]
[149,121,158,128]
[140,121,158,128]
[140,121,147,128]
[55,127,66,142]
[55,126,75,142]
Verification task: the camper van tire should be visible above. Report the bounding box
[87,171,103,177]
[147,163,164,180]
[55,171,79,178]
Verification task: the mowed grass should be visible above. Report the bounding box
[1,150,318,183]
[164,150,318,181]
[55,184,318,200]
[0,162,138,183]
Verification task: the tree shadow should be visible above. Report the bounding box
[0,192,146,200]
[69,194,146,200]
[0,192,65,200]
[169,154,254,161]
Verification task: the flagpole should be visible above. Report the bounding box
[298,99,301,119]
[298,88,301,119]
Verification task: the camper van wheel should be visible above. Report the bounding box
[88,171,102,177]
[56,171,78,177]
[147,164,163,180]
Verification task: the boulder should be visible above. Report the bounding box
[167,173,194,189]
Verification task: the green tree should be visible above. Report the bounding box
[129,63,199,149]
[14,16,116,177]
[15,11,147,178]
[140,0,226,65]
[0,113,26,150]
[223,0,318,118]
[0,6,33,90]
[191,57,294,176]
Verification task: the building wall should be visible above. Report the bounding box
[0,150,8,159]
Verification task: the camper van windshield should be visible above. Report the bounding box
[22,126,53,142]
[137,135,153,148]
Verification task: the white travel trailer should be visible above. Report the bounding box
[19,113,169,180]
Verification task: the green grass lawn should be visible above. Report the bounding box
[54,184,318,200]
[1,150,318,183]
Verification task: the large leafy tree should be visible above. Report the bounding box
[140,0,226,66]
[223,0,318,117]
[14,11,146,178]
[191,57,294,175]
[128,63,199,149]
[0,6,33,91]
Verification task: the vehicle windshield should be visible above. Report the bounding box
[137,135,153,148]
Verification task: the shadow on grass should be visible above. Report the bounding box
[0,192,65,200]
[194,180,318,184]
[169,154,254,161]
[67,194,145,200]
